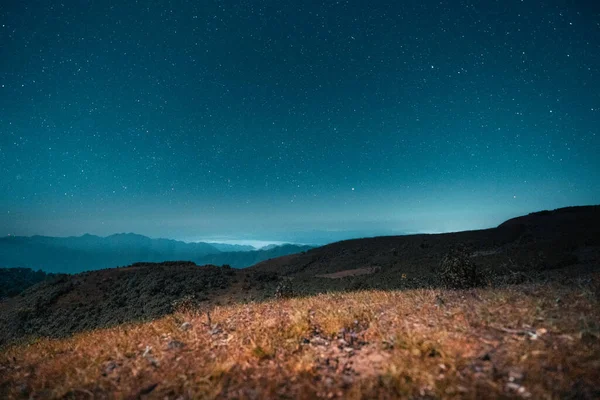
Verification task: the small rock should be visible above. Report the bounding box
[168,340,185,350]
[142,346,159,367]
[311,337,328,346]
[506,382,521,391]
[139,383,158,395]
[456,385,469,393]
[536,328,547,336]
[103,361,118,375]
[180,322,192,331]
[146,356,159,367]
[343,347,354,353]
[508,370,524,382]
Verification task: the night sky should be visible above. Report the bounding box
[1,1,599,245]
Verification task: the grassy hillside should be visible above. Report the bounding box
[0,263,240,347]
[1,277,599,399]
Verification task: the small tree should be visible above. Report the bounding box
[275,277,294,299]
[440,246,484,289]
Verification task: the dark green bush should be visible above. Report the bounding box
[439,246,484,289]
[275,277,294,299]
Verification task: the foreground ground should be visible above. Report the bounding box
[1,275,599,399]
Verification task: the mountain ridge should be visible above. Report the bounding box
[0,233,312,273]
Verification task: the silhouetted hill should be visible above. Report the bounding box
[250,205,600,293]
[0,234,311,273]
[196,244,314,269]
[0,262,243,347]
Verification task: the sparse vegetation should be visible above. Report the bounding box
[1,277,599,399]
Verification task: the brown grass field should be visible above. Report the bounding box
[2,274,599,399]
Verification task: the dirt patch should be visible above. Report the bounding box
[316,266,380,279]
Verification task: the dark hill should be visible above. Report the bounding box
[0,268,54,300]
[0,262,245,347]
[250,205,600,293]
[195,244,314,269]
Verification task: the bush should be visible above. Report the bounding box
[171,295,199,313]
[439,246,484,289]
[274,277,294,299]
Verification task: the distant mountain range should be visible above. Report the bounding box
[208,243,256,252]
[0,233,313,273]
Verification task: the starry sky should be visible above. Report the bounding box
[1,0,599,245]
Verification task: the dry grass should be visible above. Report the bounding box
[1,276,599,399]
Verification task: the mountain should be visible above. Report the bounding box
[0,233,222,273]
[259,243,289,251]
[0,234,312,274]
[208,243,256,252]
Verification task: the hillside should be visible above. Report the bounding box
[250,205,600,294]
[195,244,314,269]
[0,268,55,300]
[1,278,599,399]
[0,261,291,348]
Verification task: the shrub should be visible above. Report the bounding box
[439,246,484,289]
[274,277,294,299]
[171,295,199,313]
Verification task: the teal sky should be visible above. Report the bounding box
[1,0,599,244]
